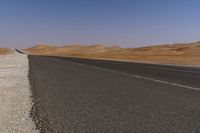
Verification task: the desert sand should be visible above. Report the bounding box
[25,41,200,66]
[0,48,11,55]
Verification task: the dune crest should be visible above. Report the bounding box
[25,42,200,66]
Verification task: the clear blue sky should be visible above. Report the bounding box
[0,0,200,48]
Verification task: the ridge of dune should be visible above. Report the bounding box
[26,44,57,50]
[25,44,57,55]
[25,44,123,55]
[25,41,200,66]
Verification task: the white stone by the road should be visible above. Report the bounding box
[0,52,38,132]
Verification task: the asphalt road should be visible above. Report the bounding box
[29,55,200,133]
[14,49,26,54]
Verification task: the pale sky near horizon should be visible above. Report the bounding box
[0,0,200,48]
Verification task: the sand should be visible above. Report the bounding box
[25,41,200,66]
[0,48,11,55]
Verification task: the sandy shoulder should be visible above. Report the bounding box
[0,52,38,132]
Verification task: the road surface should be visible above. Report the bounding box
[28,55,200,133]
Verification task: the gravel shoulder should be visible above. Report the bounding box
[0,52,38,132]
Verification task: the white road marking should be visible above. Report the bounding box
[0,53,38,132]
[140,65,200,74]
[48,57,200,91]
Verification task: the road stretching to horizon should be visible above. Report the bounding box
[28,54,200,133]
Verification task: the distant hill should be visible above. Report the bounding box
[25,41,200,66]
[0,48,11,55]
[25,44,124,56]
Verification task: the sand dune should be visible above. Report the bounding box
[25,41,200,66]
[0,48,11,55]
[25,44,123,56]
